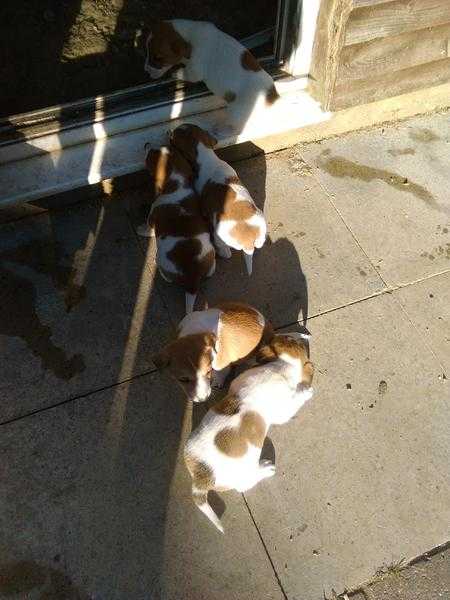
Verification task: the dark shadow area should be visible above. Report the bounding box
[0,0,277,117]
[181,147,309,330]
[0,4,308,599]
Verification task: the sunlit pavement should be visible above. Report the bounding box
[0,112,449,600]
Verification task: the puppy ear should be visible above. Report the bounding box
[146,148,169,194]
[203,333,217,350]
[171,36,191,60]
[152,345,171,369]
[201,130,217,148]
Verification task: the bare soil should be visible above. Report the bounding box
[0,0,277,118]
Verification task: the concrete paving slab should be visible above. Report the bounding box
[129,150,385,327]
[298,112,450,288]
[0,373,284,600]
[394,272,450,374]
[346,543,450,600]
[243,293,450,599]
[0,195,172,423]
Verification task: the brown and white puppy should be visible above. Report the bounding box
[143,20,279,131]
[153,302,273,403]
[184,332,314,532]
[137,143,215,314]
[170,124,266,275]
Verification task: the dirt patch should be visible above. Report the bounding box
[0,0,277,117]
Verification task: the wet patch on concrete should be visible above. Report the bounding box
[1,239,86,312]
[0,560,88,599]
[0,266,86,380]
[408,128,440,143]
[318,150,442,212]
[0,238,87,380]
[387,147,415,157]
[420,243,450,261]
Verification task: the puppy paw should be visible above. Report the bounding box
[216,245,232,259]
[137,224,155,238]
[260,460,276,478]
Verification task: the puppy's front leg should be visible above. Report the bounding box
[212,365,231,389]
[235,460,275,492]
[172,66,201,84]
[137,213,155,238]
[214,233,232,259]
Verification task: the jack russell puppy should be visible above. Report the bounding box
[137,143,215,314]
[184,332,314,533]
[153,302,273,403]
[170,123,266,275]
[143,19,279,131]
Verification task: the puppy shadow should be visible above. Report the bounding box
[261,436,276,465]
[198,146,309,329]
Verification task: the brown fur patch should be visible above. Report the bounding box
[224,90,237,103]
[215,411,266,457]
[163,238,212,294]
[170,124,218,173]
[146,146,192,194]
[154,332,215,380]
[201,180,261,253]
[230,222,260,252]
[151,203,208,238]
[266,84,280,105]
[241,49,262,72]
[201,181,255,222]
[184,455,214,490]
[225,175,241,185]
[213,302,266,370]
[256,335,314,386]
[213,394,241,415]
[148,21,191,68]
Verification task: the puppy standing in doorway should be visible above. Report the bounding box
[184,332,314,532]
[143,19,279,132]
[171,124,266,275]
[138,143,215,314]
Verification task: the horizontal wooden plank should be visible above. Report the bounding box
[352,0,395,7]
[332,56,450,109]
[345,0,450,45]
[339,23,450,81]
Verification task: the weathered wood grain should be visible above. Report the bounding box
[309,0,353,109]
[332,56,450,109]
[339,23,450,81]
[345,0,450,45]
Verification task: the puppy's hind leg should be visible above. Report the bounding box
[192,486,224,533]
[235,460,276,492]
[185,292,197,314]
[214,233,232,259]
[137,212,156,238]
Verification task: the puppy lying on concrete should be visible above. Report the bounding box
[184,332,314,532]
[144,19,279,131]
[137,143,215,314]
[153,302,273,403]
[170,123,266,275]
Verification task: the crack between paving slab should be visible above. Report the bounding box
[391,293,448,376]
[278,269,450,328]
[0,366,158,427]
[241,493,289,600]
[299,163,390,291]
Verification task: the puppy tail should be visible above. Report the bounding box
[185,291,197,314]
[193,489,224,534]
